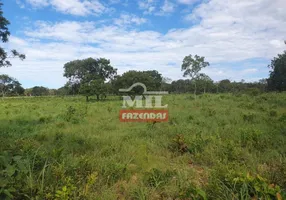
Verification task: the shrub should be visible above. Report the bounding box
[63,105,87,124]
[0,152,29,199]
[188,133,210,154]
[169,134,189,154]
[208,171,285,200]
[231,173,284,199]
[239,128,264,149]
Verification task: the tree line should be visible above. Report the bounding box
[46,50,286,100]
[0,52,285,99]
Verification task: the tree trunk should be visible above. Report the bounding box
[86,96,89,102]
[194,82,197,99]
[204,86,206,94]
[96,94,100,101]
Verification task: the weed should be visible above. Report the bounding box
[169,134,189,154]
[178,183,207,200]
[55,177,76,200]
[63,105,87,124]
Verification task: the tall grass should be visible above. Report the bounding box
[0,93,286,199]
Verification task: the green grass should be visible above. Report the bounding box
[1,93,286,199]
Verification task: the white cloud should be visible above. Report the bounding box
[241,68,258,74]
[16,0,26,8]
[138,0,176,15]
[9,36,28,46]
[24,0,107,16]
[157,0,176,15]
[51,0,106,16]
[114,14,147,26]
[5,0,286,88]
[138,0,157,14]
[26,0,49,7]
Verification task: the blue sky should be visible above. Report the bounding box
[1,0,286,88]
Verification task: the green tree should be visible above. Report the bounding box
[268,50,286,91]
[161,77,172,92]
[181,55,209,98]
[56,86,69,96]
[196,73,213,93]
[10,81,24,96]
[24,88,32,96]
[80,79,107,102]
[31,86,49,96]
[171,79,193,93]
[143,70,163,89]
[63,58,117,101]
[0,2,25,67]
[112,70,163,95]
[0,74,24,97]
[64,81,81,95]
[218,79,232,93]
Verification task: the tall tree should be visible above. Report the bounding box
[181,54,209,98]
[268,50,286,91]
[63,58,117,101]
[0,74,23,97]
[0,2,25,67]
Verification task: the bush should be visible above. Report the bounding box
[169,134,189,154]
[63,105,87,124]
[208,171,285,199]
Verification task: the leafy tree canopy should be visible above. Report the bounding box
[268,50,286,91]
[181,54,210,97]
[0,74,24,97]
[63,57,117,101]
[80,79,107,101]
[0,2,25,67]
[181,55,209,79]
[112,70,163,95]
[63,58,117,84]
[31,86,49,96]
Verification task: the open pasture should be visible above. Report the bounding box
[1,93,286,199]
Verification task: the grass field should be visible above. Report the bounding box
[1,93,286,199]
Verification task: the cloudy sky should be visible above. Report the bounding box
[2,0,286,88]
